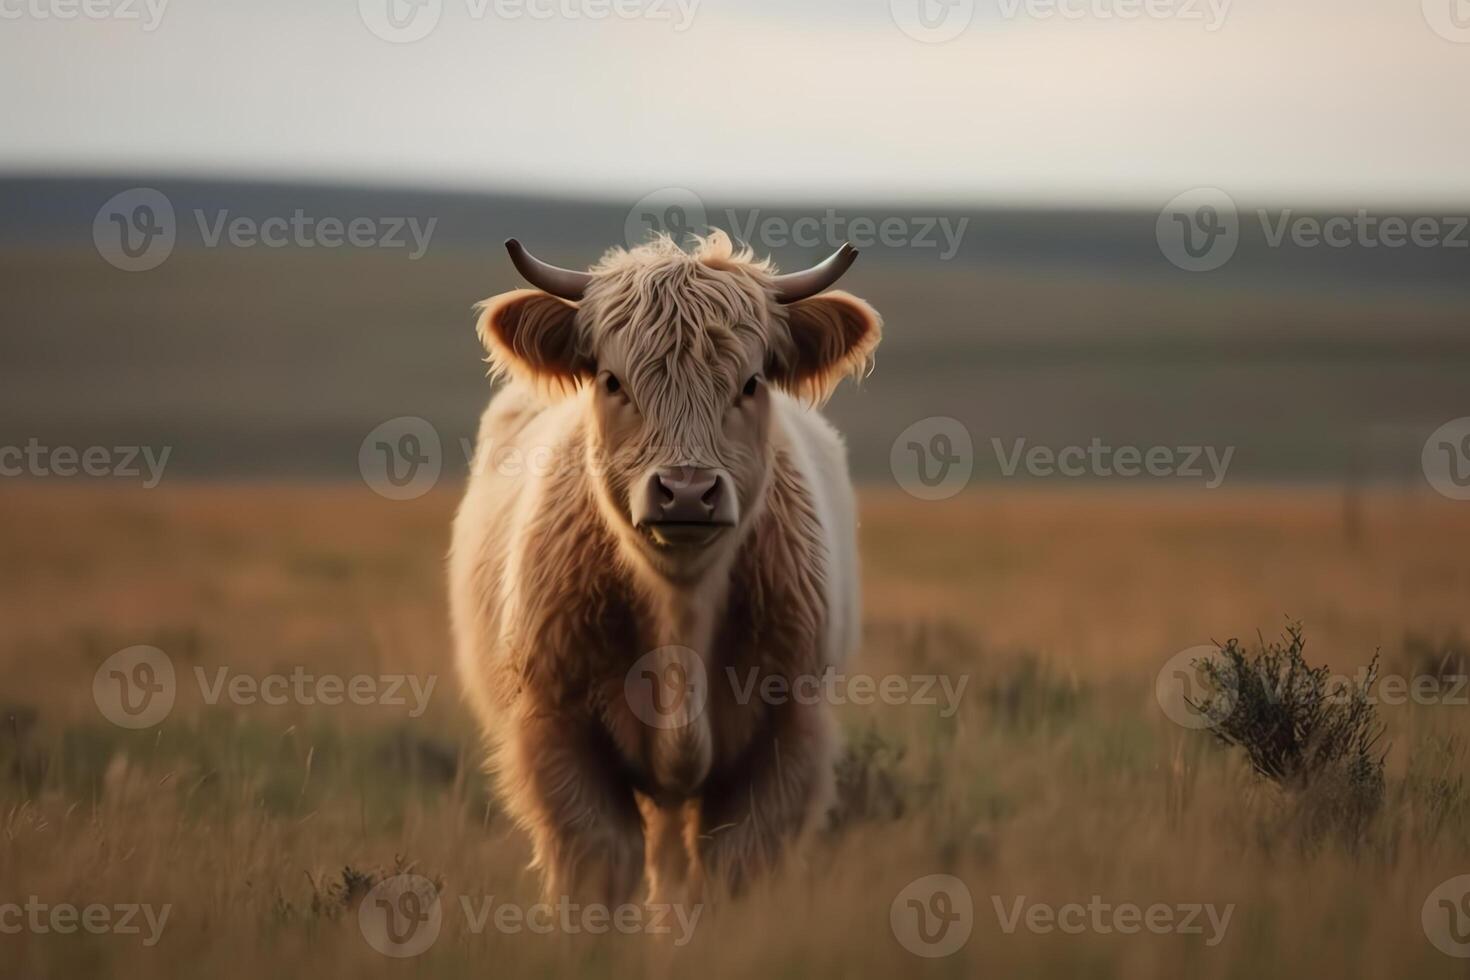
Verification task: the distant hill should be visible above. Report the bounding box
[1,175,1466,484]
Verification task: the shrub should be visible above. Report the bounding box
[1400,630,1469,683]
[829,725,910,828]
[1190,623,1386,816]
[983,653,1086,732]
[296,857,441,921]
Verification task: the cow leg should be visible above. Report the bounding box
[694,702,837,897]
[638,795,702,906]
[497,712,644,906]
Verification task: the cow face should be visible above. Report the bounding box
[477,232,880,579]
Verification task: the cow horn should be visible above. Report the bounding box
[770,243,860,304]
[505,239,591,301]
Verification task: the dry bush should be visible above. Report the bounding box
[1191,623,1387,840]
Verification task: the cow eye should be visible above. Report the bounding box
[603,373,622,395]
[741,375,759,398]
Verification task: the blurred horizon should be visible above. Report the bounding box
[8,167,1470,214]
[4,172,1466,488]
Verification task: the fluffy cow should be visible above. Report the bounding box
[449,231,881,907]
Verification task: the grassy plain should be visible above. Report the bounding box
[2,483,1469,977]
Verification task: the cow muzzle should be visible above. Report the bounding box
[631,466,738,547]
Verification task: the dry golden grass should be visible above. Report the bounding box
[2,482,1469,978]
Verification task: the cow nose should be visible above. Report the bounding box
[634,466,738,527]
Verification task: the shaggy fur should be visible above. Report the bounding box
[450,231,880,907]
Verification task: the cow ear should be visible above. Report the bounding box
[475,289,592,392]
[770,290,882,403]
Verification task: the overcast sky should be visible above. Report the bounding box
[2,0,1468,206]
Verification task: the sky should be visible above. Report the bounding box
[2,0,1468,207]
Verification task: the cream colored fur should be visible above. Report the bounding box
[449,232,876,907]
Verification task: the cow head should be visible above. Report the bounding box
[476,230,881,580]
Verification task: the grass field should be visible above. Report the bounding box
[3,483,1470,977]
